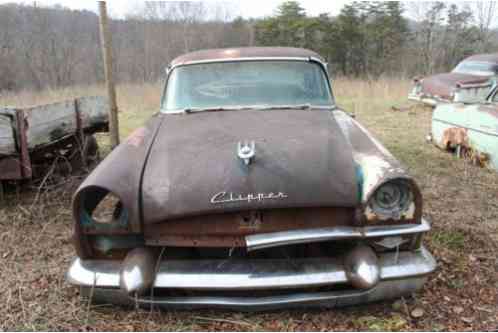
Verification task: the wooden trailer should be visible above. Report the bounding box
[0,96,109,199]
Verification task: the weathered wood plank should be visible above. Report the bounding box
[24,100,77,149]
[0,109,16,156]
[77,96,109,129]
[0,97,109,155]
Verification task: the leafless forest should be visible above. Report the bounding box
[0,1,497,93]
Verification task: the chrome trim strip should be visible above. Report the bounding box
[246,219,431,252]
[67,246,436,290]
[407,93,439,106]
[246,227,360,251]
[169,56,327,71]
[432,118,498,138]
[84,277,429,311]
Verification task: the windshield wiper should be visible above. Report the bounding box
[252,104,311,110]
[252,104,336,110]
[179,104,336,114]
[182,106,253,113]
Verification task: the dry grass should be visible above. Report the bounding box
[0,78,497,331]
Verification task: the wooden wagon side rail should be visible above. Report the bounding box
[0,96,109,182]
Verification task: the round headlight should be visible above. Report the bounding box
[369,180,412,218]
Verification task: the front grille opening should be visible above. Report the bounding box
[158,236,415,261]
[161,240,357,260]
[142,283,355,299]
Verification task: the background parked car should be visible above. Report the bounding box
[409,53,498,106]
[429,83,498,171]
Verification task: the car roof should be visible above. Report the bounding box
[169,47,324,67]
[463,53,498,63]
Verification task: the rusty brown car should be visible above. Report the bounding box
[67,47,436,310]
[409,53,498,106]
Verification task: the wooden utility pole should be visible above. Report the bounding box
[98,1,119,148]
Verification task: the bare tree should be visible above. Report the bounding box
[472,1,497,52]
[406,1,447,74]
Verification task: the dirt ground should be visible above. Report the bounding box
[1,79,497,331]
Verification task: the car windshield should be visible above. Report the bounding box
[452,61,497,76]
[161,61,334,112]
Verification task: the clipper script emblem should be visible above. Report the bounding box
[211,191,288,204]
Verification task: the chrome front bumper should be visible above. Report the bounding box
[408,92,438,107]
[68,246,436,311]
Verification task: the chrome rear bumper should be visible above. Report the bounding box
[68,247,436,311]
[408,93,438,106]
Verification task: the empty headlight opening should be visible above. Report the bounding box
[79,187,128,227]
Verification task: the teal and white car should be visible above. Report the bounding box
[430,81,498,171]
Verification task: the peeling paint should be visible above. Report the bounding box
[442,127,468,148]
[365,201,415,222]
[125,127,148,147]
[432,89,498,171]
[335,110,421,225]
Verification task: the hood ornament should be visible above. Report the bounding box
[237,141,255,165]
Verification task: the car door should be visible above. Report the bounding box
[432,101,470,150]
[464,89,498,170]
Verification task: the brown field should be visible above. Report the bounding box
[0,78,497,331]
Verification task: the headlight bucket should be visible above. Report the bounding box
[73,187,133,259]
[365,179,416,223]
[79,187,129,229]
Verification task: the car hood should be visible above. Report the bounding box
[420,72,490,99]
[141,109,358,223]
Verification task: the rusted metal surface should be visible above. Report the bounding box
[142,109,357,222]
[431,87,498,171]
[73,114,165,250]
[0,157,23,179]
[144,208,354,247]
[16,110,32,179]
[423,73,490,100]
[334,111,422,225]
[410,72,493,105]
[73,47,424,258]
[0,109,31,181]
[441,127,469,148]
[170,47,324,67]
